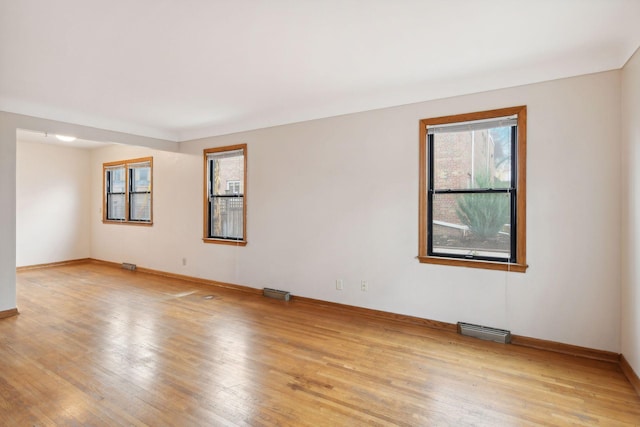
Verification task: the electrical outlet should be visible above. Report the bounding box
[361,280,368,291]
[336,279,343,290]
[182,258,187,266]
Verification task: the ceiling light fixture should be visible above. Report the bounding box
[56,134,77,142]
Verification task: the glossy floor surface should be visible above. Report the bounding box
[2,263,640,426]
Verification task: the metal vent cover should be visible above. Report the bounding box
[457,322,511,344]
[263,288,291,301]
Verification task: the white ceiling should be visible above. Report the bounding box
[16,129,112,149]
[1,0,639,142]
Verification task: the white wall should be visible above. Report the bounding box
[16,141,91,267]
[0,115,17,312]
[621,47,640,373]
[90,145,203,271]
[90,71,622,352]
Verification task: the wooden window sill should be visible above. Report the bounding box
[102,220,153,227]
[203,238,247,246]
[417,255,527,272]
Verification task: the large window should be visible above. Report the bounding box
[103,157,153,224]
[204,144,247,245]
[418,106,527,272]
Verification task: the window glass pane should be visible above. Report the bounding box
[107,194,126,220]
[108,167,126,193]
[130,193,151,221]
[210,197,244,239]
[432,127,512,190]
[209,151,244,196]
[432,193,511,259]
[131,164,151,192]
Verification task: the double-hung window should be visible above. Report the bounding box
[204,144,247,245]
[418,106,527,272]
[103,157,153,224]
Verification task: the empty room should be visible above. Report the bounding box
[1,0,640,425]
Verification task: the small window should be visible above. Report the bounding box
[418,106,527,272]
[204,144,247,245]
[226,180,241,194]
[103,157,153,225]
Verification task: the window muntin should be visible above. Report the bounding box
[103,157,153,225]
[418,106,527,272]
[204,144,247,245]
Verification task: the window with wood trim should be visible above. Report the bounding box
[204,144,247,245]
[418,106,527,272]
[103,157,153,225]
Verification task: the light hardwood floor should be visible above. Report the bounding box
[2,262,639,426]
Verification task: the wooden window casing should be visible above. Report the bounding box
[418,106,527,272]
[103,157,153,226]
[203,144,247,246]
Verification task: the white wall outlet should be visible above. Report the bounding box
[361,280,368,291]
[182,257,187,266]
[336,279,343,290]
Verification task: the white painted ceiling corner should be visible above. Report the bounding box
[1,0,639,143]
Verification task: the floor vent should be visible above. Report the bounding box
[263,288,291,301]
[457,322,511,344]
[121,262,137,271]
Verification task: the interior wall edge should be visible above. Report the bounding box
[620,354,640,397]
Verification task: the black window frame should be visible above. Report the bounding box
[105,166,126,221]
[128,164,152,222]
[427,125,517,263]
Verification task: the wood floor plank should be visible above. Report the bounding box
[1,262,639,426]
